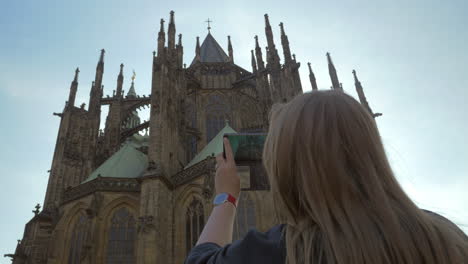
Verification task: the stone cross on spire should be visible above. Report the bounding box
[205,18,212,32]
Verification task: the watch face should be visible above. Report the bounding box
[213,193,228,205]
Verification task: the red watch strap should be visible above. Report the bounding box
[227,193,237,207]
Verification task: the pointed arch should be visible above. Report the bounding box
[233,192,256,241]
[67,211,90,264]
[100,196,139,264]
[105,207,136,264]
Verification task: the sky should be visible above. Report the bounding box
[1,0,467,260]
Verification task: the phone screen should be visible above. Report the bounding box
[223,133,267,162]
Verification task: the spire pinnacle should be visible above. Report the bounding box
[326,52,341,90]
[254,36,265,70]
[74,67,80,82]
[127,70,137,98]
[169,10,175,24]
[352,69,382,118]
[99,49,105,63]
[308,62,318,91]
[119,63,124,75]
[168,11,176,50]
[279,22,285,35]
[178,33,182,46]
[159,18,165,33]
[279,22,292,63]
[195,36,201,59]
[264,14,271,28]
[228,35,233,62]
[255,35,260,49]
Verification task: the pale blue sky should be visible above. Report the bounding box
[1,0,467,260]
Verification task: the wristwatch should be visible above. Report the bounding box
[213,192,237,208]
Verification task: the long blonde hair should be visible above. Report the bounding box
[263,90,467,264]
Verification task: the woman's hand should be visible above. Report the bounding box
[215,137,241,199]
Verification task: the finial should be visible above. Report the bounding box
[308,62,312,72]
[178,34,182,45]
[74,67,80,82]
[132,70,136,82]
[326,52,332,63]
[292,54,296,61]
[205,18,212,32]
[33,203,41,216]
[99,49,105,62]
[159,19,165,32]
[352,69,358,80]
[119,63,124,74]
[224,119,230,126]
[170,10,175,23]
[279,22,285,35]
[255,35,260,48]
[264,14,271,26]
[153,50,156,57]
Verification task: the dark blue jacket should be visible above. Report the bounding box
[184,224,286,264]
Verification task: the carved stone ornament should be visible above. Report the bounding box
[137,215,155,233]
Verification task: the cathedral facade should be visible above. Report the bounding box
[6,11,378,264]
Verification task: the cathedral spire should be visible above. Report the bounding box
[68,67,79,108]
[308,62,318,91]
[89,49,104,113]
[353,70,381,117]
[127,70,137,98]
[279,22,292,64]
[227,35,234,62]
[254,35,265,70]
[327,52,341,91]
[157,19,166,57]
[264,14,281,70]
[168,11,176,50]
[251,50,257,73]
[116,63,124,97]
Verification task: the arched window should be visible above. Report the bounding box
[186,198,205,253]
[205,95,230,142]
[106,207,136,264]
[68,213,89,264]
[233,193,256,241]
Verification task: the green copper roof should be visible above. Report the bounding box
[185,124,237,169]
[83,141,148,183]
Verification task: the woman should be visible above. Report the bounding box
[185,90,468,264]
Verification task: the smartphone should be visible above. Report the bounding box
[223,133,267,162]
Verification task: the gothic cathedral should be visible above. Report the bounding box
[6,11,378,264]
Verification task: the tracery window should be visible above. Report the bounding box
[186,198,205,253]
[233,193,256,241]
[205,95,230,142]
[106,207,136,264]
[68,213,89,264]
